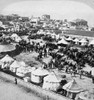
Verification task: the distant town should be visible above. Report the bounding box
[0,14,94,33]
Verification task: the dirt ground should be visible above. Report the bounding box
[0,77,43,100]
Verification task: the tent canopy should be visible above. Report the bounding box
[79,38,87,43]
[63,79,83,93]
[0,55,14,63]
[11,33,19,38]
[10,60,21,68]
[32,67,49,76]
[58,38,69,45]
[44,72,61,83]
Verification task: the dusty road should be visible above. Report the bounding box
[0,77,43,100]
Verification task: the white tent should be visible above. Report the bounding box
[63,79,83,99]
[10,60,21,72]
[16,66,30,77]
[79,38,87,46]
[63,79,83,93]
[0,55,14,63]
[58,38,69,45]
[11,33,22,42]
[42,72,62,91]
[76,89,94,100]
[31,67,49,83]
[73,38,79,44]
[0,55,14,69]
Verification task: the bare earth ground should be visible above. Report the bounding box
[0,77,43,100]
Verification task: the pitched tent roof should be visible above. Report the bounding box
[32,67,49,76]
[10,60,21,68]
[78,89,94,100]
[44,72,61,83]
[11,33,22,42]
[11,33,19,38]
[79,38,87,43]
[0,44,16,52]
[63,79,83,93]
[0,55,14,63]
[58,38,69,45]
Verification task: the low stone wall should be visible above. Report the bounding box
[0,71,70,100]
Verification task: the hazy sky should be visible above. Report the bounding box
[0,0,94,26]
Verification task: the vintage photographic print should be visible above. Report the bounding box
[0,0,94,100]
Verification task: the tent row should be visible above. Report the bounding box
[0,55,94,100]
[57,35,94,46]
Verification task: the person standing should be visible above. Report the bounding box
[15,78,17,84]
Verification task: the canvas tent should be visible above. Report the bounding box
[10,60,22,72]
[73,38,79,44]
[16,66,30,77]
[79,38,88,46]
[11,33,22,42]
[63,79,83,99]
[0,55,14,63]
[0,55,14,69]
[58,38,69,45]
[42,72,62,91]
[31,67,49,83]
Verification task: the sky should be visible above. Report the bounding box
[0,0,94,26]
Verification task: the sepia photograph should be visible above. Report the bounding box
[0,0,94,100]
